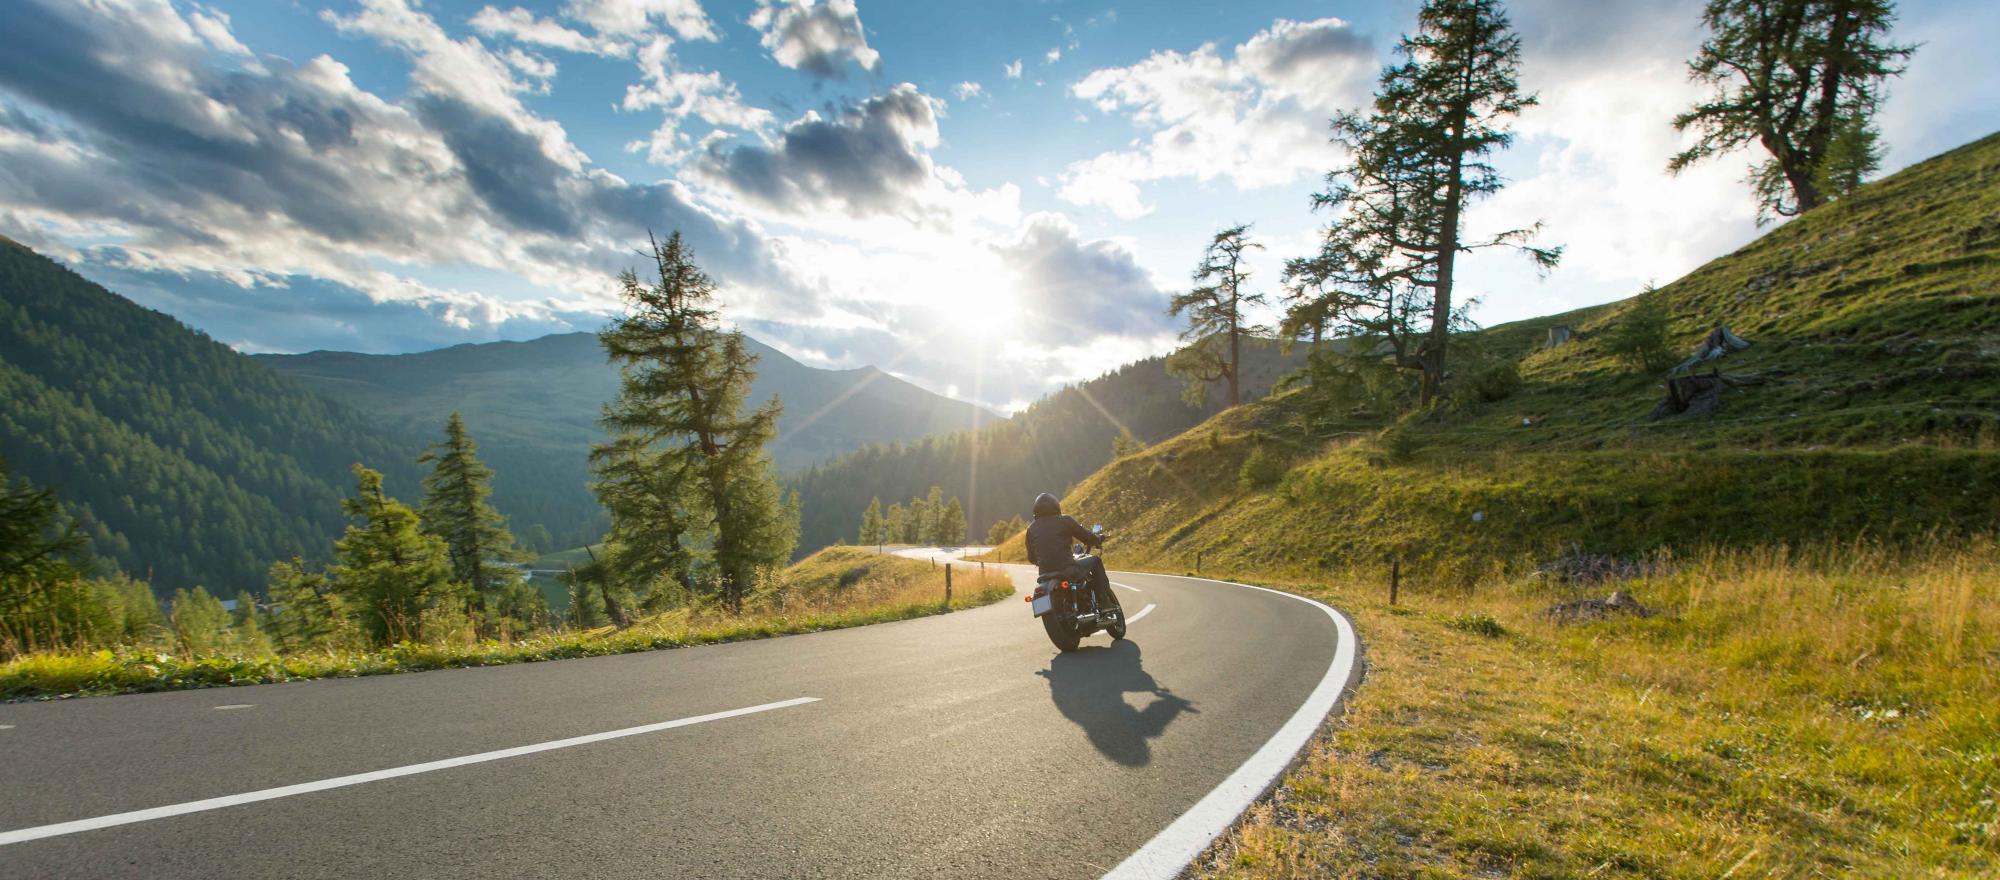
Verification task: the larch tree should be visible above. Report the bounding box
[1670,0,1914,222]
[1299,0,1558,406]
[937,497,967,547]
[595,232,796,612]
[419,412,534,633]
[860,497,885,545]
[331,464,462,646]
[884,502,907,545]
[1167,224,1268,407]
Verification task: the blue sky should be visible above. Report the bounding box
[1,0,1995,410]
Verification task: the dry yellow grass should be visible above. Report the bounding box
[1195,539,2000,878]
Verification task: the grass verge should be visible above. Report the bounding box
[1,547,1012,701]
[1192,539,1998,877]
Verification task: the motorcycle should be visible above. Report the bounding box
[1025,525,1125,652]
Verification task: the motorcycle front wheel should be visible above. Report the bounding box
[1042,613,1081,652]
[1105,606,1127,640]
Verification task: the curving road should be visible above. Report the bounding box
[0,551,1358,880]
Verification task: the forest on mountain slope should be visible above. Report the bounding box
[259,331,994,552]
[0,236,426,594]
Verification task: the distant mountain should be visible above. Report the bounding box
[258,331,997,550]
[0,236,427,594]
[788,338,1307,553]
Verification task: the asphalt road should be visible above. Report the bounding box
[0,551,1358,879]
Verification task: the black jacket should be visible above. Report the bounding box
[1025,514,1100,574]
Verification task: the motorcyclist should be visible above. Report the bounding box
[1024,492,1119,617]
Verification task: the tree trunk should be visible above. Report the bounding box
[1427,157,1464,407]
[1227,301,1241,408]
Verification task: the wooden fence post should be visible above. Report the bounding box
[945,563,953,603]
[1390,556,1400,606]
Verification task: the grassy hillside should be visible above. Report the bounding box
[0,236,425,594]
[990,132,2000,876]
[789,338,1307,553]
[997,131,2000,579]
[260,332,996,551]
[1,546,1012,700]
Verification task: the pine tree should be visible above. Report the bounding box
[169,586,230,655]
[1111,429,1144,458]
[859,497,884,545]
[937,497,967,547]
[904,495,930,544]
[265,558,346,652]
[1305,0,1559,405]
[419,412,529,633]
[985,515,1027,546]
[1670,0,1914,222]
[595,232,797,612]
[923,486,946,544]
[1168,225,1268,407]
[230,590,272,655]
[331,465,463,646]
[0,457,88,654]
[884,502,907,545]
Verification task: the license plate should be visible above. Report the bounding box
[1030,593,1053,616]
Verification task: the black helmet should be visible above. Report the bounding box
[1032,492,1061,517]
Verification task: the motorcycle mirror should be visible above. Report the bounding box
[1091,523,1104,534]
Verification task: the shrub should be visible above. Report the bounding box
[1604,289,1673,372]
[1467,359,1523,402]
[1239,446,1285,491]
[1442,612,1505,638]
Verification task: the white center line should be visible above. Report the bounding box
[0,696,819,848]
[0,724,13,730]
[213,704,254,711]
[1112,582,1143,593]
[1126,603,1157,623]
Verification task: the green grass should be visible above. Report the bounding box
[1,548,1013,701]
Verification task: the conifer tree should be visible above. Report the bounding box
[904,495,930,544]
[1111,429,1144,458]
[885,502,907,545]
[923,486,946,544]
[1300,0,1558,405]
[595,232,797,612]
[1670,0,1914,222]
[331,465,462,646]
[265,558,346,652]
[230,590,271,655]
[419,412,530,631]
[860,497,885,545]
[169,586,230,655]
[937,497,967,546]
[1168,225,1267,407]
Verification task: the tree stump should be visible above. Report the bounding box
[1672,325,1751,373]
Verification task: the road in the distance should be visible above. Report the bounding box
[0,552,1356,880]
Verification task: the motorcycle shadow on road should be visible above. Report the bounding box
[1036,640,1198,767]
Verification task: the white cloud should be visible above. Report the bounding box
[1044,48,1061,63]
[621,37,775,165]
[749,0,880,79]
[952,80,984,100]
[470,6,623,56]
[562,0,715,42]
[1004,59,1022,79]
[1058,17,1376,218]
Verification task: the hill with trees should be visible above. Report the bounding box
[0,235,426,595]
[788,338,1306,553]
[259,329,995,551]
[991,130,2000,577]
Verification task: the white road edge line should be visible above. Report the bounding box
[1126,603,1157,624]
[1102,575,1358,880]
[0,696,820,848]
[1112,582,1143,592]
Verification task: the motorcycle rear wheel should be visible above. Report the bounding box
[1042,614,1081,652]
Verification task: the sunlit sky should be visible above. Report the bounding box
[2,0,1995,411]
